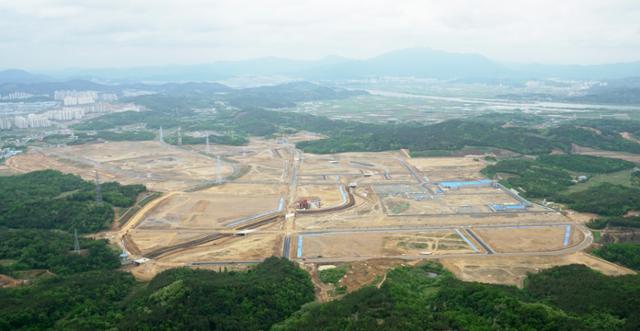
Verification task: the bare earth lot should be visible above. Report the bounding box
[8,137,629,288]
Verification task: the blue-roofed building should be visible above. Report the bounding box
[438,179,494,189]
[489,203,528,212]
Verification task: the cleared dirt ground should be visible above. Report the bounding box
[408,156,487,181]
[296,185,344,207]
[7,141,235,192]
[298,230,473,259]
[382,190,521,215]
[135,186,282,230]
[440,252,636,288]
[474,225,582,253]
[160,233,281,263]
[10,136,614,285]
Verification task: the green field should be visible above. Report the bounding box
[565,169,634,193]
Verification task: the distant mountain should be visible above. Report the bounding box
[6,48,640,83]
[0,69,50,84]
[225,81,367,108]
[48,56,352,82]
[0,79,232,96]
[303,48,509,79]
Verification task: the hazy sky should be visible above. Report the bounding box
[1,0,639,69]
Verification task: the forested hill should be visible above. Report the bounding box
[0,170,145,232]
[275,263,640,331]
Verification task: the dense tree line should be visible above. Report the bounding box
[0,257,314,331]
[275,263,639,330]
[0,229,120,276]
[95,130,155,141]
[537,154,635,173]
[119,257,314,331]
[559,183,640,216]
[166,133,248,146]
[587,216,640,229]
[0,170,144,232]
[483,155,640,215]
[0,270,136,330]
[524,264,640,329]
[592,243,640,271]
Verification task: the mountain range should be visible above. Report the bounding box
[3,48,640,83]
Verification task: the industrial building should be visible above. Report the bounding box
[438,179,494,189]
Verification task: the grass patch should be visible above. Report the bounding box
[387,200,410,214]
[565,169,634,193]
[319,265,348,285]
[592,230,601,243]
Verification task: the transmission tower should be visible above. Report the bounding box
[159,126,164,143]
[73,228,80,253]
[206,135,210,154]
[177,127,182,145]
[95,170,102,203]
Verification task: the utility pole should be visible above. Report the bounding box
[206,135,210,154]
[159,126,164,143]
[95,170,102,203]
[177,127,182,146]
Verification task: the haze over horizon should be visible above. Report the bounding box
[1,0,640,70]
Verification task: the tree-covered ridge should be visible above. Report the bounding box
[0,170,145,232]
[537,154,635,173]
[1,257,315,331]
[275,263,639,330]
[524,264,640,328]
[482,154,633,198]
[0,270,136,330]
[561,183,640,216]
[0,229,120,276]
[119,257,315,331]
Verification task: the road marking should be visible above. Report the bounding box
[297,235,304,258]
[455,228,479,253]
[563,224,571,247]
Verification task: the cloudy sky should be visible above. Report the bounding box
[1,0,639,69]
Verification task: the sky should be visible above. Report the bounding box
[0,0,639,69]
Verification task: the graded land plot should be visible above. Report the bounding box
[296,205,569,231]
[473,225,583,253]
[127,229,210,253]
[136,184,283,230]
[334,151,409,172]
[299,154,362,176]
[158,233,282,263]
[296,184,345,207]
[6,141,235,192]
[297,230,474,259]
[236,160,286,183]
[407,156,487,181]
[440,252,636,288]
[381,188,523,215]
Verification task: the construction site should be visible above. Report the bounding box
[6,133,632,287]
